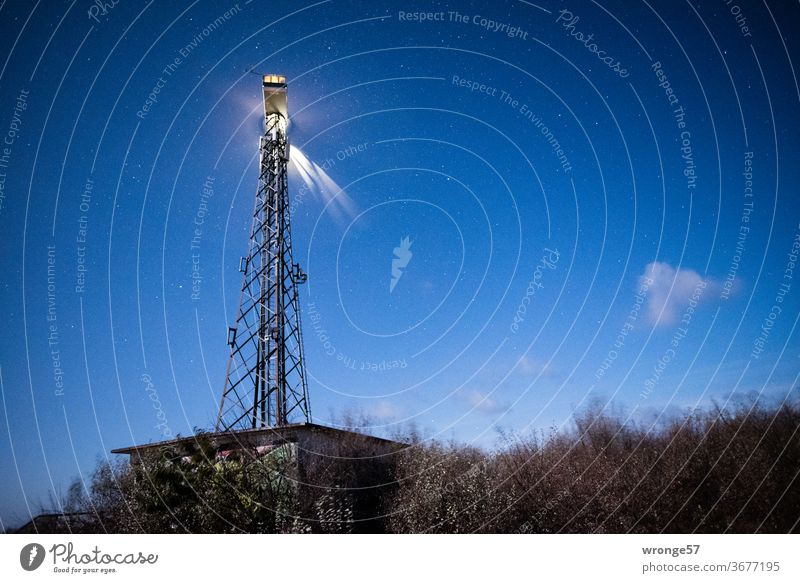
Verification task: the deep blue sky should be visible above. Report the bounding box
[1,0,799,529]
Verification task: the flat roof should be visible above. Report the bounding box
[111,422,401,455]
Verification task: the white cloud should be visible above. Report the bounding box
[639,261,718,327]
[516,355,554,377]
[366,400,402,420]
[459,389,506,415]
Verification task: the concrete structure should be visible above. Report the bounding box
[112,422,402,464]
[112,423,403,532]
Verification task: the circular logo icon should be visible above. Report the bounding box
[20,543,46,571]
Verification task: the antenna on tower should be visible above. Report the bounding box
[216,74,311,432]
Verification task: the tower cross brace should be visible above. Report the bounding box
[216,75,310,432]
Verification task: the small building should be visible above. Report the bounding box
[112,423,404,533]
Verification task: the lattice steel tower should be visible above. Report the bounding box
[216,74,311,432]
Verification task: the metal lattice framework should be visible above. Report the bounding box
[216,76,310,431]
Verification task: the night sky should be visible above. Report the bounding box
[1,0,799,529]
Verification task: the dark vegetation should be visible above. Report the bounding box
[18,399,800,533]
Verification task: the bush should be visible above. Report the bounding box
[38,399,800,533]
